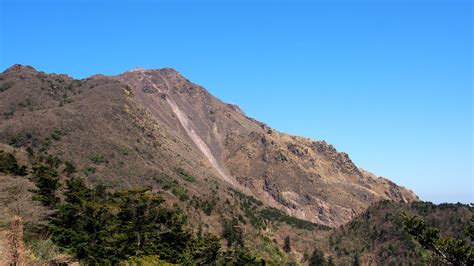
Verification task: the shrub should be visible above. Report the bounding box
[172,185,189,201]
[3,110,14,119]
[82,166,96,176]
[0,151,27,176]
[50,129,64,141]
[191,196,215,216]
[90,154,107,164]
[178,168,196,182]
[9,133,33,148]
[63,161,76,176]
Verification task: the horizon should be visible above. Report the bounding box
[1,0,472,204]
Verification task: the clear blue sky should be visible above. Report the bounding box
[1,0,472,203]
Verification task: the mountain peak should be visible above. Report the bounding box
[3,64,38,75]
[127,67,146,73]
[124,67,180,75]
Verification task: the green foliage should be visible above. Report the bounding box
[178,168,195,182]
[3,110,14,119]
[31,163,60,207]
[50,129,64,141]
[309,247,326,266]
[26,238,63,262]
[59,97,73,107]
[352,252,360,266]
[90,154,107,164]
[26,147,34,157]
[465,214,474,241]
[41,137,52,151]
[230,188,329,231]
[0,150,27,176]
[403,214,440,249]
[9,132,33,147]
[283,236,291,253]
[327,256,335,266]
[82,166,96,176]
[153,175,189,201]
[220,249,260,265]
[126,255,166,265]
[49,179,225,264]
[259,207,329,231]
[0,81,13,92]
[122,147,130,156]
[223,218,244,248]
[402,214,474,265]
[183,234,221,264]
[42,154,62,169]
[171,185,188,201]
[63,161,76,176]
[190,195,215,215]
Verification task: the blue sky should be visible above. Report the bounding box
[1,0,472,203]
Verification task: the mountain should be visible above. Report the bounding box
[0,64,417,227]
[0,64,432,263]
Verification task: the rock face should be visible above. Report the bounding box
[0,65,418,227]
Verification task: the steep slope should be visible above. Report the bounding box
[0,64,417,229]
[113,67,418,226]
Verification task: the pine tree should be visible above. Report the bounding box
[223,218,244,248]
[352,253,360,266]
[327,256,335,266]
[31,164,60,207]
[283,236,291,253]
[309,247,326,266]
[402,214,474,265]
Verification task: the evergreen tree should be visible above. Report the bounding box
[352,253,360,266]
[114,188,165,257]
[283,236,291,253]
[220,249,259,265]
[184,234,221,264]
[0,151,27,176]
[63,161,76,176]
[31,164,60,207]
[309,247,326,266]
[402,214,474,265]
[327,256,335,266]
[223,218,244,248]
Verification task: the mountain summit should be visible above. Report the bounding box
[0,65,417,228]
